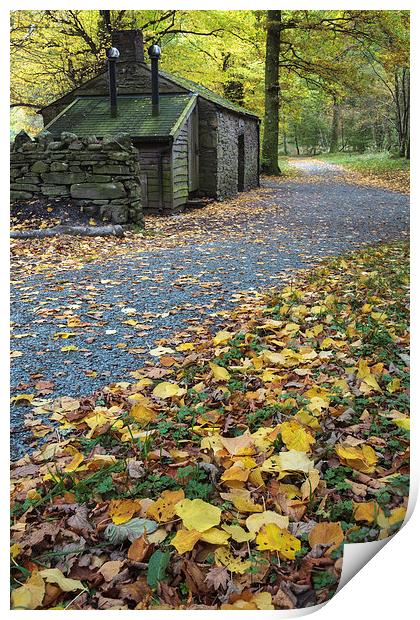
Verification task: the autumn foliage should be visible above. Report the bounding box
[10,241,409,609]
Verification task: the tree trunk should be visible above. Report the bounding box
[395,68,410,158]
[10,224,125,239]
[261,10,281,175]
[283,127,288,155]
[294,126,300,156]
[329,96,340,153]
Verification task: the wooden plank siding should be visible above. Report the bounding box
[172,123,189,210]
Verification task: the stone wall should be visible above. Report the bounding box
[10,131,144,225]
[197,99,218,198]
[216,109,260,200]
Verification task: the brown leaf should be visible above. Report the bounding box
[182,559,209,594]
[204,566,230,591]
[99,560,125,582]
[308,522,344,554]
[19,521,61,548]
[127,535,149,562]
[67,505,94,533]
[157,582,181,608]
[272,584,297,609]
[119,577,152,605]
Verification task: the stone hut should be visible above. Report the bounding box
[38,30,260,214]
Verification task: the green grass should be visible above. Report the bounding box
[316,152,410,175]
[277,156,300,178]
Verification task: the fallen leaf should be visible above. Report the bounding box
[308,522,344,553]
[11,571,45,609]
[256,524,301,559]
[171,529,202,554]
[175,498,221,532]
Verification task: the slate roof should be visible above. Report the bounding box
[44,93,196,139]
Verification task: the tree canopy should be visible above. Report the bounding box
[10,9,409,157]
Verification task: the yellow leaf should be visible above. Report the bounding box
[199,527,230,545]
[213,330,234,345]
[221,524,255,542]
[221,462,250,482]
[308,522,344,553]
[152,382,185,399]
[335,443,378,474]
[294,410,321,431]
[64,451,84,472]
[53,332,77,339]
[251,427,275,451]
[61,345,78,352]
[221,591,274,610]
[279,420,315,453]
[307,395,330,415]
[371,311,387,322]
[261,349,286,365]
[10,543,21,559]
[11,393,34,404]
[300,469,321,501]
[220,490,263,513]
[276,483,301,500]
[387,378,401,393]
[109,499,141,525]
[176,342,195,351]
[256,524,301,559]
[221,600,256,610]
[394,417,410,431]
[171,529,201,554]
[261,450,314,474]
[209,361,231,381]
[11,572,45,609]
[175,498,221,532]
[252,592,275,610]
[245,510,289,533]
[361,374,382,393]
[147,489,185,523]
[388,506,406,526]
[39,568,84,592]
[353,501,381,524]
[214,547,252,574]
[220,432,255,455]
[130,400,157,426]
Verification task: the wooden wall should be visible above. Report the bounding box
[172,125,189,210]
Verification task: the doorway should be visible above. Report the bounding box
[237,134,245,192]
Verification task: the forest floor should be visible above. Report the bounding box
[11,161,409,610]
[11,161,408,457]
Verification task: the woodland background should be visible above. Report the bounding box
[10,9,409,172]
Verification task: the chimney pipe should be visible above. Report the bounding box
[148,43,161,117]
[107,47,120,117]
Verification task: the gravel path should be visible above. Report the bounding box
[10,160,409,457]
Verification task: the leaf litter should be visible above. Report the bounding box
[10,241,409,609]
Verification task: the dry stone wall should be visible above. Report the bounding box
[10,130,144,225]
